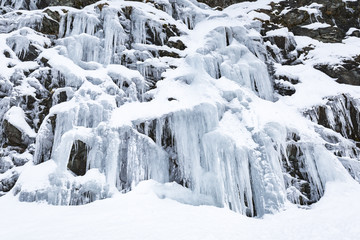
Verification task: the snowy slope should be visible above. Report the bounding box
[0,180,360,240]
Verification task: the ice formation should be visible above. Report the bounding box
[0,0,359,217]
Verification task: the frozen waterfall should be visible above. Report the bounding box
[0,0,358,218]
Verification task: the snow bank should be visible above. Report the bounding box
[0,180,359,240]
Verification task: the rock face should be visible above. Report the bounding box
[266,0,360,43]
[304,94,360,143]
[0,0,359,217]
[3,120,25,147]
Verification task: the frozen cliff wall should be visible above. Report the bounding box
[0,0,359,217]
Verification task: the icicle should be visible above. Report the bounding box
[102,8,127,65]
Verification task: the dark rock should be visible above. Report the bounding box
[264,35,296,52]
[39,57,51,68]
[273,74,299,96]
[3,120,26,148]
[38,15,60,36]
[265,0,359,43]
[304,94,360,142]
[158,50,180,58]
[349,30,360,38]
[294,26,344,43]
[3,50,11,58]
[68,140,88,176]
[264,32,298,64]
[96,2,109,12]
[274,82,296,96]
[6,35,40,61]
[283,143,320,205]
[282,9,310,27]
[145,23,181,46]
[20,44,39,61]
[42,8,61,22]
[22,95,36,110]
[58,90,67,103]
[166,39,186,50]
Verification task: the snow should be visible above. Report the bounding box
[346,27,359,36]
[266,27,293,37]
[301,22,331,30]
[298,3,323,16]
[0,180,359,240]
[225,0,282,14]
[4,106,36,138]
[274,64,360,108]
[295,35,360,66]
[248,10,270,21]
